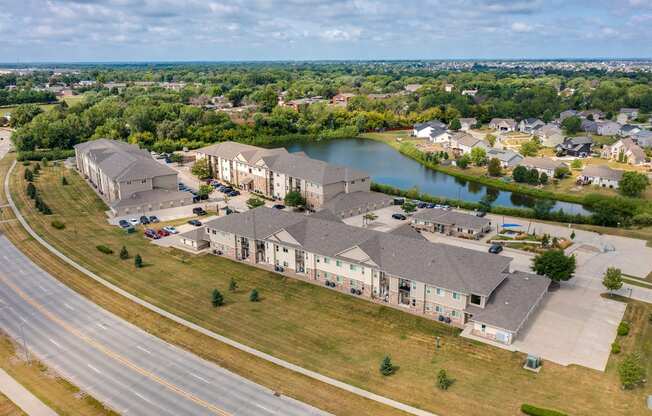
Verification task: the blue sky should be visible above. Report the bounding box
[3,0,652,62]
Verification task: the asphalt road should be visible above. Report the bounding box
[0,235,328,416]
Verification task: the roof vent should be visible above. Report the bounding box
[505,301,509,305]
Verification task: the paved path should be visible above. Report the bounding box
[0,369,58,416]
[3,159,438,416]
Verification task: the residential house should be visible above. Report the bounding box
[619,124,641,137]
[518,118,545,134]
[580,165,624,189]
[450,132,489,154]
[332,93,356,107]
[405,84,422,93]
[634,130,652,148]
[535,123,564,147]
[559,110,579,121]
[601,138,647,165]
[459,118,477,131]
[617,108,639,124]
[462,89,478,97]
[412,209,492,239]
[597,121,622,136]
[486,148,524,168]
[444,83,454,93]
[413,120,447,138]
[428,126,451,144]
[195,142,371,210]
[519,157,569,177]
[179,228,210,251]
[199,207,549,345]
[74,139,191,217]
[489,118,517,132]
[556,136,593,157]
[579,109,605,121]
[320,192,394,219]
[283,97,328,111]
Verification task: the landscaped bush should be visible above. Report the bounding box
[520,404,568,416]
[50,220,65,230]
[96,245,114,255]
[617,321,630,336]
[611,342,621,354]
[17,149,75,162]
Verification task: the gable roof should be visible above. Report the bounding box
[414,120,446,131]
[581,165,624,181]
[487,148,523,163]
[520,157,567,171]
[413,209,491,231]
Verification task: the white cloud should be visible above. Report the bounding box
[320,28,361,41]
[511,22,533,32]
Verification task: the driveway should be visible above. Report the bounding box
[512,278,625,371]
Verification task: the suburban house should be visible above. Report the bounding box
[619,124,641,137]
[601,138,647,165]
[579,109,605,121]
[489,118,517,132]
[634,130,652,148]
[320,191,394,219]
[331,93,356,107]
[580,119,598,134]
[535,123,564,147]
[518,118,545,134]
[486,148,524,168]
[444,83,454,93]
[413,120,447,138]
[405,84,422,93]
[411,209,492,239]
[519,157,568,177]
[556,136,593,157]
[196,207,549,345]
[428,126,451,144]
[617,108,639,124]
[283,97,328,111]
[195,142,371,210]
[459,118,477,131]
[74,139,192,217]
[450,132,489,154]
[559,110,579,121]
[579,165,623,189]
[461,89,478,97]
[596,121,622,136]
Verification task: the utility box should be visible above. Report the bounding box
[524,355,542,373]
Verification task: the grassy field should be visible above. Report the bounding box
[0,392,26,416]
[2,156,651,415]
[0,96,85,116]
[0,334,117,416]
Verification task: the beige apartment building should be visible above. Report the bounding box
[195,141,371,210]
[197,208,549,345]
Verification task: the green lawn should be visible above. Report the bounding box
[4,158,652,415]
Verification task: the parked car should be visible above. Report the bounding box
[157,229,170,237]
[210,180,221,188]
[188,219,202,226]
[393,197,405,205]
[192,207,207,216]
[442,205,451,210]
[129,218,140,226]
[227,190,240,197]
[272,204,285,210]
[163,226,178,234]
[144,228,160,239]
[220,186,233,193]
[392,213,407,220]
[118,219,130,228]
[426,203,436,209]
[417,202,427,209]
[149,215,160,223]
[139,216,150,225]
[476,210,487,217]
[488,244,503,254]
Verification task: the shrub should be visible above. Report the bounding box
[618,352,646,389]
[134,254,143,268]
[26,182,37,199]
[51,220,65,230]
[228,278,238,292]
[24,168,34,182]
[211,289,224,307]
[611,342,621,354]
[61,176,68,186]
[520,404,568,416]
[16,149,75,162]
[96,245,113,254]
[379,355,395,376]
[617,321,630,336]
[437,369,454,390]
[22,161,31,166]
[119,246,129,260]
[249,289,260,302]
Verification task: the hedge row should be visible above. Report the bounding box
[521,404,568,416]
[17,149,75,161]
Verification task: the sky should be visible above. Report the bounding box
[3,0,652,62]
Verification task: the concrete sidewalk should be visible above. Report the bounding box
[0,369,58,416]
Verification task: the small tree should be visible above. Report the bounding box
[570,159,583,169]
[449,118,461,131]
[61,176,68,185]
[379,355,395,376]
[33,163,41,174]
[554,166,570,179]
[284,191,306,207]
[26,182,37,199]
[211,289,224,307]
[618,353,646,389]
[119,246,129,260]
[402,202,417,214]
[24,168,34,182]
[485,134,497,147]
[512,165,528,183]
[561,116,582,134]
[539,172,549,184]
[526,168,540,185]
[191,158,211,179]
[470,147,487,166]
[531,250,576,283]
[456,154,470,169]
[620,171,649,198]
[437,369,454,390]
[602,267,623,295]
[228,278,238,292]
[249,289,260,302]
[519,139,540,157]
[570,230,576,240]
[197,184,213,199]
[362,212,378,227]
[134,254,143,268]
[41,157,48,167]
[487,158,502,177]
[246,197,265,209]
[541,233,550,248]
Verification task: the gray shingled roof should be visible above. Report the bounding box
[110,189,192,209]
[321,191,393,215]
[413,209,491,231]
[581,165,624,181]
[520,157,567,171]
[204,208,511,296]
[179,227,209,242]
[309,209,344,223]
[262,152,369,185]
[414,120,446,131]
[470,272,549,332]
[389,223,426,240]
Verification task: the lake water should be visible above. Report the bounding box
[285,138,588,214]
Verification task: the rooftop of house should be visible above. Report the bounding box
[452,132,483,147]
[179,227,209,243]
[320,191,393,215]
[520,157,568,170]
[414,120,446,131]
[561,136,593,146]
[203,207,512,296]
[489,118,517,126]
[581,165,624,181]
[75,139,178,182]
[487,148,523,163]
[109,189,191,209]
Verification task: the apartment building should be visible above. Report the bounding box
[74,139,191,216]
[199,208,549,345]
[195,142,370,210]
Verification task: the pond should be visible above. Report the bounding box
[285,138,589,214]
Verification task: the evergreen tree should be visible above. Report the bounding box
[119,245,129,260]
[211,289,224,307]
[33,163,41,174]
[134,254,143,268]
[228,278,238,292]
[437,369,454,390]
[249,289,260,302]
[24,168,33,182]
[61,176,68,186]
[26,182,36,199]
[379,355,395,376]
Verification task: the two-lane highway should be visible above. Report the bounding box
[0,235,329,416]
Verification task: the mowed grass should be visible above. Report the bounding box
[4,158,651,415]
[605,296,652,379]
[0,334,117,416]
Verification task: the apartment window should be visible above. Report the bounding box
[451,310,459,318]
[436,288,444,296]
[283,261,288,267]
[481,324,486,332]
[350,279,357,288]
[412,282,417,290]
[452,292,460,300]
[141,179,147,184]
[411,299,416,306]
[470,294,482,306]
[324,257,330,264]
[435,305,442,313]
[457,227,463,233]
[323,272,329,278]
[350,264,358,271]
[425,304,431,312]
[336,260,342,267]
[275,246,279,252]
[337,275,343,283]
[282,247,289,253]
[316,256,320,263]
